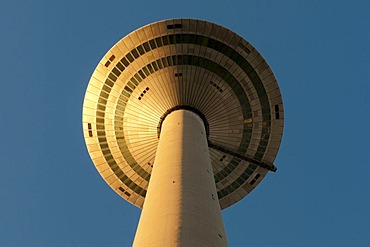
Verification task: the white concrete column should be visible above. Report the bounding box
[133,109,228,247]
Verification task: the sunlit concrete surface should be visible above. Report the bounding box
[82,18,284,246]
[133,110,227,246]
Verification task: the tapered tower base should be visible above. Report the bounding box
[133,110,228,247]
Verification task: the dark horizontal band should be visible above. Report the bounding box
[157,105,210,139]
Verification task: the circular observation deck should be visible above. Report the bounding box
[82,19,284,209]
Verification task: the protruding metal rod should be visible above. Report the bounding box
[208,141,277,172]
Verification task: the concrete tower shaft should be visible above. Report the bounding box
[133,110,227,247]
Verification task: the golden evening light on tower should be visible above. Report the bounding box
[82,18,284,246]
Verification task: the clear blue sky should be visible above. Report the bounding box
[1,0,369,246]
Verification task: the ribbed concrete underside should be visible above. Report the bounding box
[133,110,228,247]
[82,19,284,209]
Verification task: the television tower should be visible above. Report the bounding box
[83,18,284,246]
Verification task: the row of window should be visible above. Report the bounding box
[112,54,259,189]
[105,33,271,119]
[92,33,274,199]
[109,55,269,197]
[91,81,150,197]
